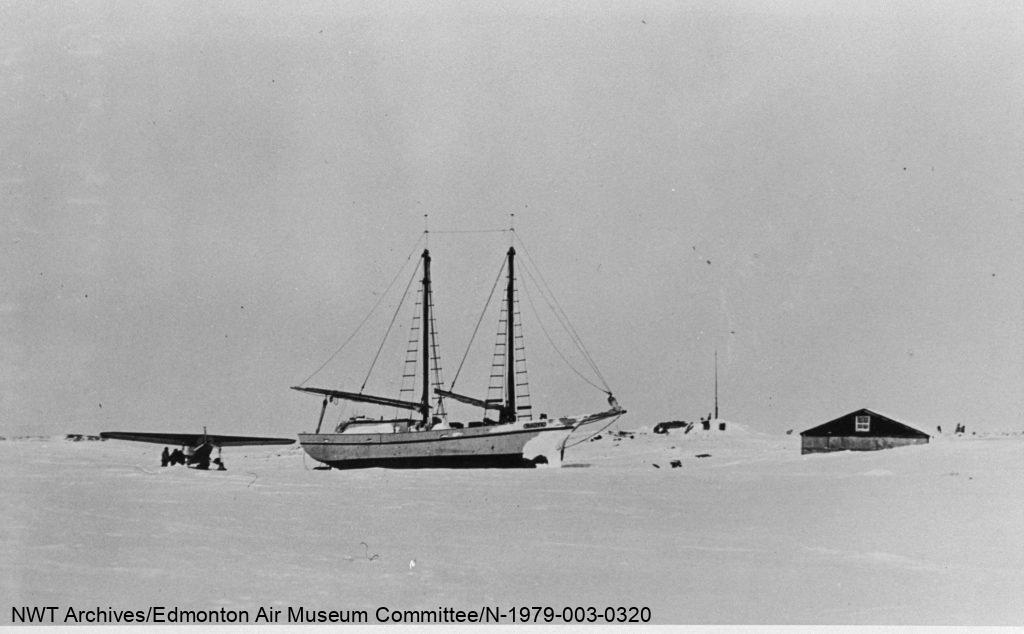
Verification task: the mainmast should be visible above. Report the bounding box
[420,249,432,428]
[503,246,516,423]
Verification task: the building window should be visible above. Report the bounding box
[855,415,870,432]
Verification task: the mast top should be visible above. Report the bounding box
[714,349,719,420]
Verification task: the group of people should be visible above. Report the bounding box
[161,447,187,466]
[160,445,226,470]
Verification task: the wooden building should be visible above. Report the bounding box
[800,408,929,455]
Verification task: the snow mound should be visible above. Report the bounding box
[662,419,772,442]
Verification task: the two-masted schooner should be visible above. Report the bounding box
[293,235,624,468]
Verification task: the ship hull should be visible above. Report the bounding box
[298,422,576,470]
[301,453,539,469]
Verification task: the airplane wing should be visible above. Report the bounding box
[207,434,296,447]
[100,432,295,447]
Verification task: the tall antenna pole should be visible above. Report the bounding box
[714,349,719,420]
[420,249,432,428]
[504,245,516,423]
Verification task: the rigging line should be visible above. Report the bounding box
[449,257,506,389]
[519,266,606,393]
[516,245,610,392]
[360,256,422,393]
[529,253,610,391]
[514,234,611,391]
[520,267,604,394]
[513,234,596,369]
[429,228,512,235]
[298,234,425,386]
[561,414,623,451]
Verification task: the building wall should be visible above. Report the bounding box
[801,435,929,455]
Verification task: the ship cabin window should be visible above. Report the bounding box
[855,415,870,432]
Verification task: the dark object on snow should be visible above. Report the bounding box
[187,443,214,470]
[168,448,186,466]
[652,463,660,468]
[701,420,710,431]
[695,453,711,458]
[718,422,726,431]
[65,434,105,442]
[937,425,942,434]
[212,457,226,471]
[786,429,794,435]
[161,447,170,467]
[653,421,687,434]
[590,434,602,442]
[800,408,929,454]
[670,460,682,468]
[65,434,102,441]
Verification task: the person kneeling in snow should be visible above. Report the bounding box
[169,448,186,466]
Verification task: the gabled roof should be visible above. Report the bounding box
[800,408,929,438]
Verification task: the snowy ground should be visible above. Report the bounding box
[2,424,1023,625]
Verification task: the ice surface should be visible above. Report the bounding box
[2,429,1023,624]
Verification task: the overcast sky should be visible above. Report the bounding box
[3,0,1022,438]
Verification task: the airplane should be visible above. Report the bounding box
[100,427,295,470]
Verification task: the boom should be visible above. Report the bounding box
[290,386,426,414]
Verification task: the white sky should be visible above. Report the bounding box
[3,0,1022,437]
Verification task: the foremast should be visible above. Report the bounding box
[435,244,523,424]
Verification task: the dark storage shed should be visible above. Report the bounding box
[800,408,929,455]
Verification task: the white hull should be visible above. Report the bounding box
[298,408,622,469]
